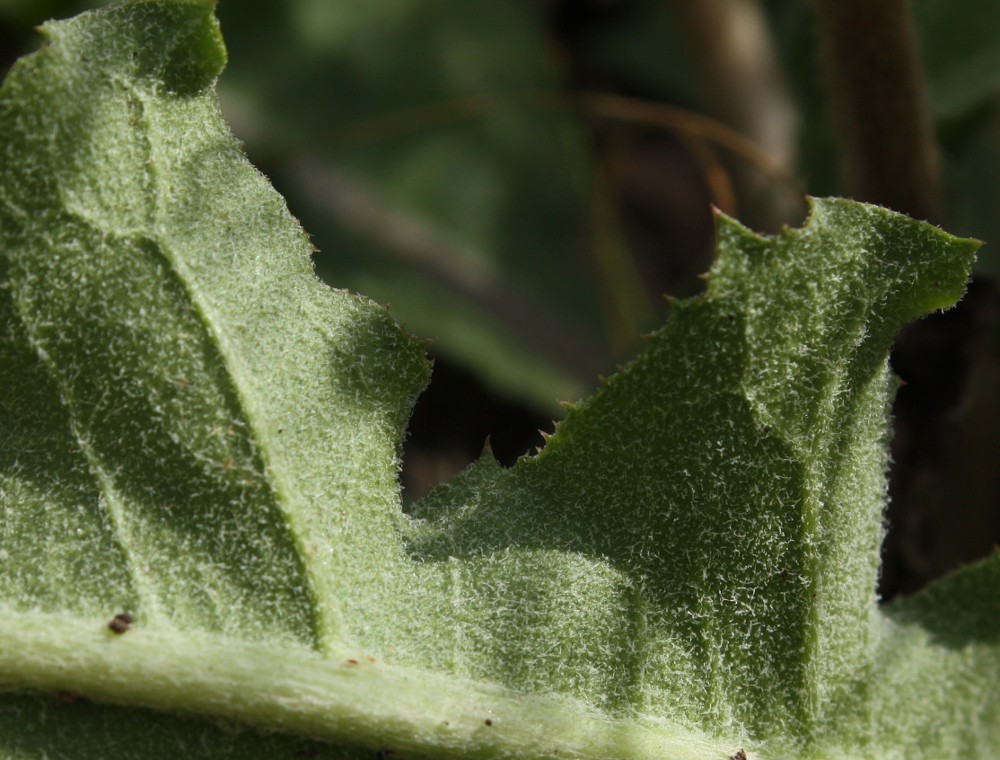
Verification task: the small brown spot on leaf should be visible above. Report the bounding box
[107,613,132,634]
[730,751,747,760]
[484,718,493,726]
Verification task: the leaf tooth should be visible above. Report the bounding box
[556,400,581,422]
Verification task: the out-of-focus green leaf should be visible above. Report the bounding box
[914,0,1000,119]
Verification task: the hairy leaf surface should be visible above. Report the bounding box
[0,2,996,759]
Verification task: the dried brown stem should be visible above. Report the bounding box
[269,91,805,210]
[672,0,799,169]
[815,0,941,222]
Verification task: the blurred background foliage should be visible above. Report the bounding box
[2,0,1000,599]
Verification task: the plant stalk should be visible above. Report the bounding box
[0,608,735,760]
[815,0,941,222]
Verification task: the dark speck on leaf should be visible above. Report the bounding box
[484,718,493,726]
[730,750,748,760]
[107,612,132,634]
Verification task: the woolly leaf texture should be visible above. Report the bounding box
[0,2,995,759]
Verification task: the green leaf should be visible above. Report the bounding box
[0,0,429,653]
[0,2,995,759]
[408,199,981,749]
